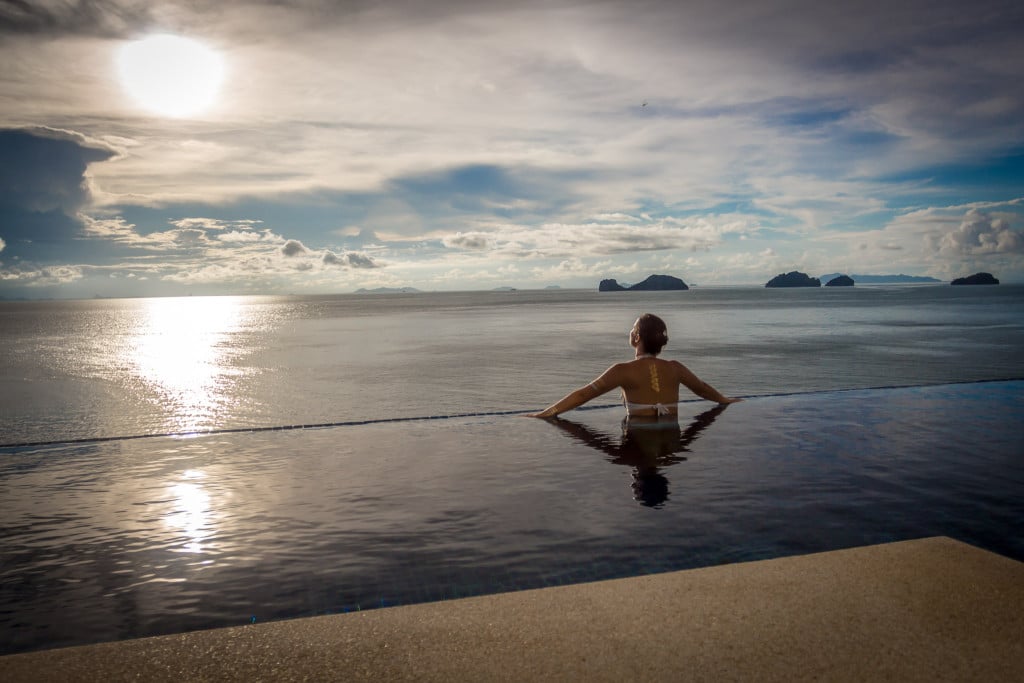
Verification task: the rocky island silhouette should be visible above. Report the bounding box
[765,271,821,287]
[599,274,689,291]
[951,272,999,285]
[825,275,855,287]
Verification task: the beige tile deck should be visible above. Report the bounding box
[2,536,1022,682]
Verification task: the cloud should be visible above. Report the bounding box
[792,198,1024,281]
[160,257,276,285]
[172,228,207,246]
[151,242,381,288]
[322,250,379,268]
[937,210,1024,256]
[0,0,155,37]
[170,218,263,232]
[0,263,83,285]
[71,211,381,287]
[0,127,118,208]
[443,232,490,249]
[529,257,620,280]
[280,239,309,257]
[440,214,758,259]
[0,127,118,252]
[862,201,1024,261]
[217,230,275,243]
[80,215,220,252]
[0,236,5,252]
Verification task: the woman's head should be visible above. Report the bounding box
[630,313,668,354]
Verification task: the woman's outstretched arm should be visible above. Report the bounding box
[673,361,742,404]
[526,365,621,418]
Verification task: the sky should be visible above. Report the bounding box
[1,0,1023,298]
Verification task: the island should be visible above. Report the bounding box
[951,272,999,285]
[599,274,689,291]
[825,275,855,287]
[765,271,821,288]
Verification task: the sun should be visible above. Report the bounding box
[118,34,226,118]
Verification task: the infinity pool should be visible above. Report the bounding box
[2,381,1022,655]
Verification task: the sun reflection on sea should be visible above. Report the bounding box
[165,469,216,554]
[129,296,248,433]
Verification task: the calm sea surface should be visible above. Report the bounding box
[1,286,1023,654]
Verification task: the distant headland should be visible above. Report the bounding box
[599,274,689,291]
[819,273,941,285]
[951,272,999,285]
[766,272,948,287]
[354,287,422,294]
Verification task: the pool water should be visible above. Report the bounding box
[1,380,1022,655]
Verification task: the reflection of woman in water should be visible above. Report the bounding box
[547,405,727,507]
[527,313,741,419]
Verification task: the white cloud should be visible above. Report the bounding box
[937,210,1024,256]
[529,257,625,280]
[440,215,759,259]
[217,230,276,243]
[0,264,83,285]
[171,218,263,232]
[73,214,383,288]
[591,213,642,223]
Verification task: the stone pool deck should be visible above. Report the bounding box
[3,536,1022,681]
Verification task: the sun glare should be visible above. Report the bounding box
[118,34,226,117]
[129,296,246,433]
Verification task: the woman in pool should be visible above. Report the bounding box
[528,313,741,418]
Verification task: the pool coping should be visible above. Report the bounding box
[3,536,1022,681]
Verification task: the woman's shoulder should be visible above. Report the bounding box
[659,358,688,373]
[608,359,638,374]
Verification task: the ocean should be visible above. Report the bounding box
[1,285,1023,654]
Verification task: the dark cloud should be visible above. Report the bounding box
[171,228,207,246]
[0,0,528,38]
[0,0,154,37]
[443,233,490,250]
[0,127,116,211]
[280,239,309,256]
[344,251,377,268]
[322,250,378,268]
[321,250,343,266]
[0,127,117,255]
